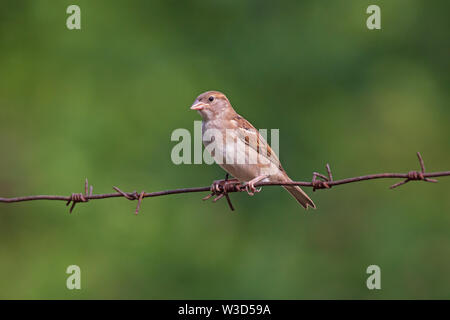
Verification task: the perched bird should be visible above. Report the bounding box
[190,90,316,209]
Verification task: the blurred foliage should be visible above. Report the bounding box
[0,0,449,299]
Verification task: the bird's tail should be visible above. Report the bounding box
[283,185,316,209]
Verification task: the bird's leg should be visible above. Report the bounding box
[244,175,268,196]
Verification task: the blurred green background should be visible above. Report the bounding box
[0,0,449,299]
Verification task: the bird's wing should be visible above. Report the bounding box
[232,115,283,170]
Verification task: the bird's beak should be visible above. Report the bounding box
[190,101,207,111]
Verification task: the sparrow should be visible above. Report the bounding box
[190,90,316,209]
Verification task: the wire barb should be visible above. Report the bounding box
[135,191,145,215]
[113,186,146,214]
[311,164,333,192]
[66,178,93,213]
[113,186,138,200]
[390,152,439,189]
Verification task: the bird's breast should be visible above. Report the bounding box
[201,121,282,182]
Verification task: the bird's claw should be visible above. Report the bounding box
[244,182,262,196]
[203,176,239,211]
[209,178,239,194]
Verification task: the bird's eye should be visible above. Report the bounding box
[208,96,214,102]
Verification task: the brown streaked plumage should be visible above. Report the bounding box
[190,90,316,209]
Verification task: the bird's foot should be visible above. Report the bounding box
[202,174,239,211]
[243,175,268,196]
[244,182,262,196]
[209,178,239,194]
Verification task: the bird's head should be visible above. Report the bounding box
[190,91,233,121]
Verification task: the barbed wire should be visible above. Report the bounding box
[1,152,448,213]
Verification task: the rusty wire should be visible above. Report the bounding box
[1,152,449,214]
